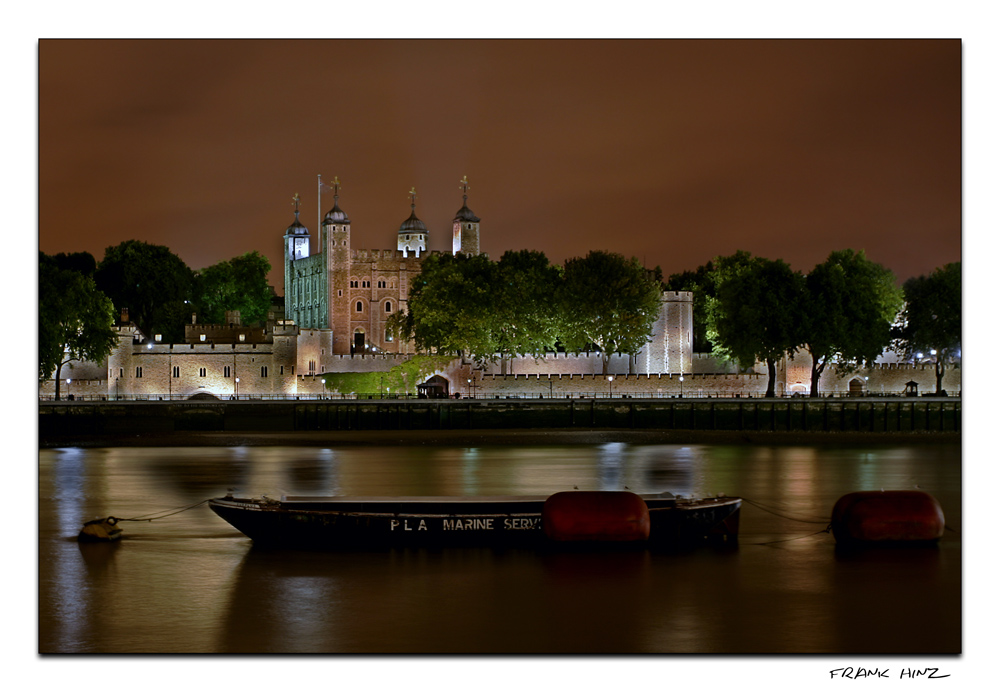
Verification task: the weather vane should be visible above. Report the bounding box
[331,176,341,196]
[459,175,470,195]
[291,193,301,212]
[409,187,417,206]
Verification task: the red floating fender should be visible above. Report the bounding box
[542,491,650,542]
[831,491,945,544]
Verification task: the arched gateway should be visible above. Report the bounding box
[417,375,450,399]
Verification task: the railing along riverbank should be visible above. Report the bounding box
[39,396,961,438]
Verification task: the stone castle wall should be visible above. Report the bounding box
[473,372,767,398]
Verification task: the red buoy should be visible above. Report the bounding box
[542,491,650,542]
[831,491,945,545]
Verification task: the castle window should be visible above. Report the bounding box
[155,334,162,342]
[199,367,207,377]
[378,280,386,288]
[280,365,284,375]
[338,290,342,297]
[135,367,143,378]
[363,280,370,288]
[224,366,231,378]
[172,366,180,378]
[356,301,363,312]
[261,366,268,378]
[200,334,206,342]
[309,360,316,374]
[119,368,124,378]
[406,235,411,240]
[239,334,246,342]
[385,301,392,313]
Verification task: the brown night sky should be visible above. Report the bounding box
[39,39,960,292]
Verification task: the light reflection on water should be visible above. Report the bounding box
[39,442,961,654]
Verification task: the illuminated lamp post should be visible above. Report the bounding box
[467,378,472,398]
[679,375,684,398]
[66,379,71,400]
[864,376,869,396]
[321,378,325,400]
[235,377,240,399]
[608,375,613,398]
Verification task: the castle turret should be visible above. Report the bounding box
[324,177,352,351]
[452,175,480,256]
[283,193,310,325]
[397,187,427,257]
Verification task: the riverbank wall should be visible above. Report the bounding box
[39,397,961,443]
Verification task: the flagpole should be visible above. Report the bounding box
[317,174,322,234]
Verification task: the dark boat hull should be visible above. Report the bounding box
[209,493,741,550]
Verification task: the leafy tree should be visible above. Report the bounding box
[699,250,763,366]
[802,250,903,397]
[95,240,195,342]
[556,250,663,376]
[490,250,562,367]
[39,255,118,399]
[195,251,273,325]
[894,262,961,394]
[393,252,497,358]
[47,251,97,276]
[710,253,806,397]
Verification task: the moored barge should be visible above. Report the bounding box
[208,491,741,549]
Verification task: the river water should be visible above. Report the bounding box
[38,439,961,655]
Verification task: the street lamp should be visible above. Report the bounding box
[679,375,684,398]
[66,379,71,401]
[608,375,613,398]
[235,377,240,399]
[321,378,325,400]
[467,378,472,398]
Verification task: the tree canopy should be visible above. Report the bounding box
[391,252,497,358]
[556,251,663,375]
[194,251,273,325]
[802,249,903,396]
[709,252,806,397]
[490,250,563,363]
[95,240,195,342]
[895,262,961,394]
[39,254,118,399]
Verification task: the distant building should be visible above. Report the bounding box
[41,176,957,401]
[283,179,481,356]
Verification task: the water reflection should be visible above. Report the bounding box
[39,441,961,653]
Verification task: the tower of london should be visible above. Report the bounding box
[283,178,481,357]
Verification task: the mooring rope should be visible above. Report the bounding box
[748,527,832,546]
[740,497,830,524]
[116,499,210,523]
